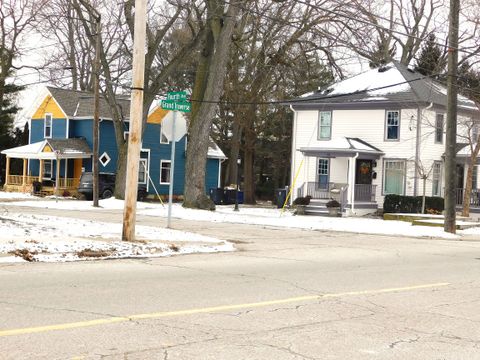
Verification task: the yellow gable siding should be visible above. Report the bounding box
[32,95,66,119]
[43,145,53,152]
[147,107,168,124]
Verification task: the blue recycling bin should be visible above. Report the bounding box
[276,188,287,208]
[209,188,224,205]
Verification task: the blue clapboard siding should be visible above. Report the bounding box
[29,117,222,196]
[30,119,67,142]
[205,158,220,191]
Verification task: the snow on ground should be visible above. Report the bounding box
[1,191,480,264]
[2,192,479,240]
[0,211,233,263]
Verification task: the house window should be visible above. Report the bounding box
[383,160,405,195]
[138,159,147,184]
[385,110,400,140]
[432,161,442,196]
[124,131,129,142]
[43,160,53,179]
[99,152,111,167]
[318,111,332,140]
[435,114,444,144]
[317,158,329,189]
[160,160,171,184]
[473,124,479,143]
[473,165,478,190]
[44,114,52,138]
[160,126,169,144]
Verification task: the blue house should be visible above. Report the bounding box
[2,87,225,197]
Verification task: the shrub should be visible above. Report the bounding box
[383,194,444,213]
[293,196,312,205]
[326,199,341,208]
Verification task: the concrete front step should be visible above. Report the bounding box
[412,219,480,230]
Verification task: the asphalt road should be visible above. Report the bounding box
[1,204,480,359]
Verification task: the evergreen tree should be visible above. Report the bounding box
[457,61,480,102]
[414,34,446,76]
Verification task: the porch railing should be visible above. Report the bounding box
[354,184,377,202]
[6,175,80,190]
[6,175,39,186]
[297,182,347,200]
[455,188,480,206]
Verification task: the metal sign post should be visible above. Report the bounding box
[161,91,191,228]
[167,110,176,228]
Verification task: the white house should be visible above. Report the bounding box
[288,62,480,216]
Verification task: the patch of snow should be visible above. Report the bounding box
[0,212,232,263]
[326,64,411,96]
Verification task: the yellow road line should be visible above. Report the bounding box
[0,282,449,337]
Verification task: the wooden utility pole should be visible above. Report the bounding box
[444,0,460,233]
[122,0,147,241]
[92,15,101,207]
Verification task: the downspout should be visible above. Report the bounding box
[350,152,359,214]
[289,105,297,204]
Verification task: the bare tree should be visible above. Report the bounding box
[183,0,241,209]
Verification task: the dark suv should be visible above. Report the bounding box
[78,172,147,201]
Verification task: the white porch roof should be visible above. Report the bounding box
[1,139,92,160]
[299,137,384,158]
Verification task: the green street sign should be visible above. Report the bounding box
[161,99,191,113]
[166,91,187,101]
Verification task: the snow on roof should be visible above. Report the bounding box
[207,141,226,159]
[299,137,383,155]
[325,64,411,96]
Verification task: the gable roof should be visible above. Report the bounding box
[1,138,92,159]
[46,86,131,119]
[289,62,479,114]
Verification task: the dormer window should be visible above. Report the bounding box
[44,114,52,138]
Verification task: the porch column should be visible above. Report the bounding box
[22,158,27,187]
[55,158,61,195]
[5,157,10,186]
[348,153,359,214]
[39,159,44,183]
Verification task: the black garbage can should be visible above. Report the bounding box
[276,188,287,208]
[223,189,236,205]
[209,188,224,205]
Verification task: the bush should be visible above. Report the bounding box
[383,194,444,213]
[293,196,312,205]
[326,199,341,208]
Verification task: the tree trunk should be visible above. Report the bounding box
[462,157,475,217]
[243,127,256,204]
[422,177,426,214]
[183,2,239,209]
[114,142,128,199]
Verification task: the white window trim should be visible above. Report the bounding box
[99,152,111,167]
[160,160,171,184]
[382,159,406,195]
[138,158,148,185]
[432,161,442,196]
[160,126,169,144]
[435,113,444,144]
[43,160,53,179]
[317,111,332,141]
[44,113,53,139]
[124,131,129,141]
[384,110,401,141]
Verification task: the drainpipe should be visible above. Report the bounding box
[350,152,359,214]
[289,105,297,204]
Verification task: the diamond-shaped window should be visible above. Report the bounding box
[99,152,111,167]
